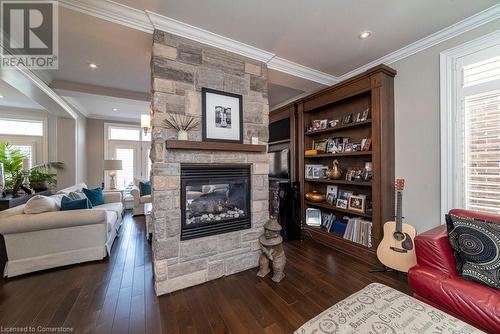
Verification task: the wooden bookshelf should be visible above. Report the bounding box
[305,119,372,136]
[305,179,372,187]
[297,64,396,266]
[304,200,372,218]
[305,151,372,159]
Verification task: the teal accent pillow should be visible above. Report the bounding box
[139,181,151,197]
[82,187,104,206]
[60,196,92,211]
[68,191,87,201]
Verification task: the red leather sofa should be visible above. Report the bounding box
[408,209,500,333]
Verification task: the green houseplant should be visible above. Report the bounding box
[29,162,65,191]
[0,143,26,190]
[0,142,65,192]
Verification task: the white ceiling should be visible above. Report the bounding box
[56,89,150,121]
[3,0,498,119]
[0,80,44,110]
[114,0,499,76]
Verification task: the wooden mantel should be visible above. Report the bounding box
[165,140,267,153]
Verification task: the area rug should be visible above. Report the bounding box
[295,283,484,333]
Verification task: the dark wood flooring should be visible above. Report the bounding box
[0,213,410,333]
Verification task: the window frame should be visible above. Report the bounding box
[0,114,48,165]
[440,30,500,223]
[103,122,151,189]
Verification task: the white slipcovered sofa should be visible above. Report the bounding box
[130,179,151,216]
[0,183,123,277]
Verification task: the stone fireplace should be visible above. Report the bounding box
[181,164,251,240]
[150,30,269,295]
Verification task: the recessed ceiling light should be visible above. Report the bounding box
[0,95,4,99]
[359,31,372,39]
[112,108,119,111]
[88,63,98,69]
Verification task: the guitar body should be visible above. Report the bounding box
[377,221,417,272]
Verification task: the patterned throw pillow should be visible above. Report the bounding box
[67,191,87,201]
[446,214,500,289]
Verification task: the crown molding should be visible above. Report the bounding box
[59,0,153,33]
[267,57,338,86]
[146,11,275,63]
[336,4,500,81]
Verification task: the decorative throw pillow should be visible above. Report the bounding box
[24,195,59,214]
[60,196,93,211]
[82,187,104,206]
[67,191,87,201]
[446,214,500,289]
[139,181,151,197]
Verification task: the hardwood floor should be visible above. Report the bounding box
[0,213,410,333]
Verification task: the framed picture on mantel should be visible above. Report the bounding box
[202,87,243,143]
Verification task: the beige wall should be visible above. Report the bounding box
[391,19,500,233]
[86,118,138,188]
[56,117,76,189]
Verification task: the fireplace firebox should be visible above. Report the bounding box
[180,164,251,240]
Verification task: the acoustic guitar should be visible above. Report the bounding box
[376,179,417,272]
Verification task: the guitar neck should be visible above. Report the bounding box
[396,191,403,232]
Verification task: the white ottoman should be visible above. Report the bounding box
[295,283,484,334]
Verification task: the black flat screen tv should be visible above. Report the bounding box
[269,149,290,179]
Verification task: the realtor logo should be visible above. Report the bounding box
[1,0,58,69]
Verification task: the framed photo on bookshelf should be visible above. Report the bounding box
[306,208,321,226]
[336,198,348,209]
[338,189,353,200]
[326,185,338,204]
[361,138,372,151]
[348,195,366,213]
[312,139,327,152]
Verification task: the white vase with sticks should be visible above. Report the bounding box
[163,114,199,141]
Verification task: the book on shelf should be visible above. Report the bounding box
[343,217,372,247]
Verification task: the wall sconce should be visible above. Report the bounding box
[141,114,151,135]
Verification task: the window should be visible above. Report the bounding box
[441,32,500,219]
[0,119,43,136]
[115,148,135,188]
[104,123,152,189]
[11,145,33,166]
[109,126,140,141]
[0,117,46,166]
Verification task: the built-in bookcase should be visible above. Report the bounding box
[297,65,396,265]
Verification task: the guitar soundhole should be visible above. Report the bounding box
[393,231,405,241]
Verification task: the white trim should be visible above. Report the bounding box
[267,57,337,86]
[146,11,275,63]
[16,67,79,119]
[439,30,500,223]
[59,0,153,33]
[337,4,500,81]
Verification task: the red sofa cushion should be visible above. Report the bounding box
[408,265,500,333]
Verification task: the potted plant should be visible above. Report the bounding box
[0,143,26,191]
[29,162,65,191]
[0,142,65,193]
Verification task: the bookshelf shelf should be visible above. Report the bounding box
[305,179,372,187]
[297,64,396,266]
[304,200,372,218]
[305,151,372,159]
[302,225,375,254]
[305,119,372,136]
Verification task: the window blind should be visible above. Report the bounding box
[463,88,500,214]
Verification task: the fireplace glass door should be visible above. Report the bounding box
[181,164,251,240]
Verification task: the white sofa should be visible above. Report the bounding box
[0,183,123,277]
[130,180,151,216]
